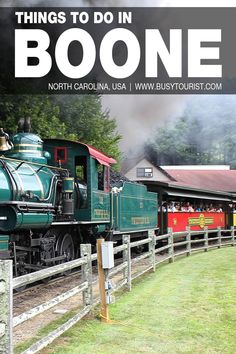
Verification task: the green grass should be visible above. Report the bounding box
[20,248,236,354]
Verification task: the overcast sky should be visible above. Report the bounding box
[102,0,236,153]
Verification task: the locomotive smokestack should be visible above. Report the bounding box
[18,117,31,133]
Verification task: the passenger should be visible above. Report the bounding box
[202,205,208,212]
[229,203,235,212]
[187,203,194,212]
[184,202,194,212]
[195,205,202,212]
[169,202,176,212]
[161,202,167,212]
[207,203,216,212]
[175,203,181,212]
[181,204,187,212]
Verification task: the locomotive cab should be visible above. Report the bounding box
[44,139,116,226]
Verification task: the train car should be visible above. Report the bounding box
[143,180,233,235]
[112,182,157,239]
[161,211,225,233]
[0,120,158,274]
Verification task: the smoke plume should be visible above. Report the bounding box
[102,95,189,154]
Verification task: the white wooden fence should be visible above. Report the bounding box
[0,226,235,354]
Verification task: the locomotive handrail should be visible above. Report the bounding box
[0,156,69,172]
[0,158,19,199]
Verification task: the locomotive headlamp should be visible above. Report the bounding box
[0,128,13,152]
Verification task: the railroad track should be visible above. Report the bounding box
[14,268,83,297]
[13,254,125,345]
[13,256,124,316]
[13,234,231,313]
[12,235,233,346]
[13,236,224,301]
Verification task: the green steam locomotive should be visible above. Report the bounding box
[0,119,158,275]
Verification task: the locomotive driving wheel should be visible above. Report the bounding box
[56,233,75,262]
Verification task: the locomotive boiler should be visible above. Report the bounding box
[0,119,158,275]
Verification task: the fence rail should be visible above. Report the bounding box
[0,226,235,354]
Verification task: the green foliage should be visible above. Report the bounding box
[0,95,67,138]
[52,95,122,164]
[147,112,236,167]
[0,94,122,165]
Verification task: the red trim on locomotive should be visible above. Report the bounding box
[79,142,117,166]
[54,147,68,164]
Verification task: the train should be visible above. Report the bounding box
[0,120,157,275]
[0,119,236,276]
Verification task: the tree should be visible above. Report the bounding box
[145,114,228,166]
[0,94,122,165]
[0,95,67,138]
[146,116,202,165]
[52,95,122,163]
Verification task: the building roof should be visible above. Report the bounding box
[162,165,230,170]
[164,169,236,193]
[123,156,236,193]
[122,156,175,181]
[122,155,145,173]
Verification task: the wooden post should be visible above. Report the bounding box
[151,233,157,272]
[122,235,131,291]
[231,226,235,246]
[204,227,208,252]
[148,231,156,272]
[168,228,174,263]
[80,244,93,306]
[0,260,13,354]
[96,239,109,323]
[186,226,191,256]
[217,227,222,249]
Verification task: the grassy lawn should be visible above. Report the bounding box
[29,248,236,353]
